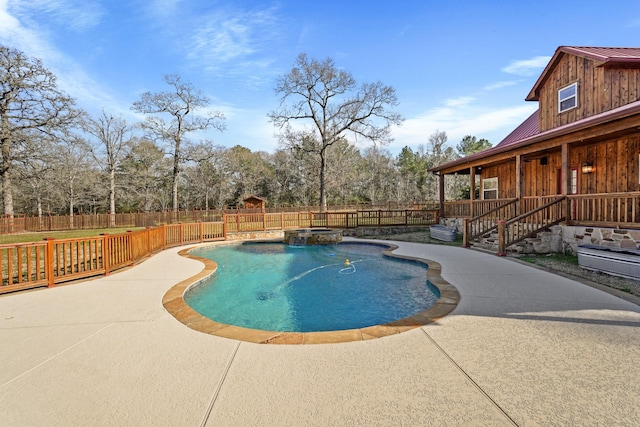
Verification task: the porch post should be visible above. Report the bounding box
[561,143,569,195]
[561,143,570,223]
[515,154,523,216]
[438,173,445,221]
[469,167,476,218]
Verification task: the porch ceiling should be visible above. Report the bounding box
[431,101,640,176]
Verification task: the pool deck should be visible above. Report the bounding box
[1,238,639,426]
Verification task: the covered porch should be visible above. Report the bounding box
[431,107,640,254]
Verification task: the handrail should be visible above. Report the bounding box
[462,199,518,247]
[497,196,566,255]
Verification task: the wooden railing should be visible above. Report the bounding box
[568,192,640,226]
[0,202,435,235]
[444,199,517,218]
[497,196,566,255]
[0,208,439,294]
[224,209,438,231]
[462,199,518,247]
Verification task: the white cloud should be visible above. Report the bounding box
[502,56,551,76]
[390,99,537,151]
[0,1,121,115]
[444,96,475,107]
[483,80,518,91]
[9,0,103,31]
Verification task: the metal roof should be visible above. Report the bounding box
[430,100,640,173]
[495,110,539,148]
[562,46,640,62]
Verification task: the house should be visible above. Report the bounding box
[430,46,640,254]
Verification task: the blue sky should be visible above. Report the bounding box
[2,0,640,155]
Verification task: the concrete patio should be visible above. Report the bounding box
[1,238,639,426]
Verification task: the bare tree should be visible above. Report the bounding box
[84,111,133,226]
[0,45,82,217]
[118,138,170,213]
[49,133,94,227]
[132,74,225,212]
[269,53,403,211]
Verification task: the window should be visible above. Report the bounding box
[558,82,577,113]
[570,168,577,194]
[482,177,498,200]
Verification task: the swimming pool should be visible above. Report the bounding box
[184,242,440,332]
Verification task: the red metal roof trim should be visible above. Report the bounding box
[430,100,640,173]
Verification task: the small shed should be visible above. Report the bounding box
[243,195,266,212]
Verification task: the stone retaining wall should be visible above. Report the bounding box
[562,226,640,254]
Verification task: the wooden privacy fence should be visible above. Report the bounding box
[0,208,437,294]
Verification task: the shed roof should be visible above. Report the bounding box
[526,46,640,101]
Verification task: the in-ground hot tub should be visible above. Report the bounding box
[284,228,343,245]
[577,244,640,280]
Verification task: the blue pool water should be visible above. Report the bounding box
[184,242,439,332]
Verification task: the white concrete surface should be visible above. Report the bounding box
[1,240,639,426]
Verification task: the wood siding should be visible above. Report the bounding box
[479,134,640,199]
[480,163,516,199]
[538,54,640,132]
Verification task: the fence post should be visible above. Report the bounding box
[179,223,184,245]
[497,220,506,256]
[309,212,313,228]
[146,227,151,256]
[222,214,228,240]
[126,231,134,265]
[263,212,267,231]
[162,225,167,250]
[200,221,204,243]
[102,234,111,276]
[462,218,469,248]
[45,238,55,287]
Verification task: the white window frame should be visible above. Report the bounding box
[570,168,578,195]
[482,177,498,200]
[558,82,578,113]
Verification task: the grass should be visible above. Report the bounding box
[0,228,145,245]
[519,253,579,266]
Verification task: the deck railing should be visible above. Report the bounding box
[568,192,640,226]
[462,199,518,247]
[443,199,518,218]
[497,196,566,255]
[0,208,438,294]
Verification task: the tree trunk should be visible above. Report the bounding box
[109,168,116,227]
[1,173,13,217]
[68,184,74,229]
[172,146,180,213]
[319,151,327,212]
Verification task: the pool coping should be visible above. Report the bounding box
[162,240,460,344]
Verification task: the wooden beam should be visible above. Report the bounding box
[515,154,522,215]
[562,143,571,223]
[438,173,445,220]
[434,117,640,175]
[469,167,476,217]
[561,143,569,195]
